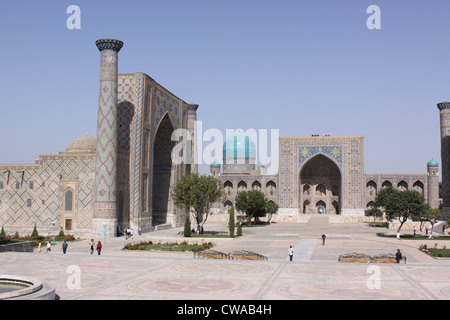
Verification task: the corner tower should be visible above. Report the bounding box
[427,160,439,209]
[92,39,123,238]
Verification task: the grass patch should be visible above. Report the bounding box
[419,244,450,257]
[368,222,387,228]
[0,235,76,247]
[402,235,450,240]
[241,221,271,228]
[188,231,240,238]
[123,241,214,252]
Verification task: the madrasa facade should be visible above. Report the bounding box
[0,39,441,238]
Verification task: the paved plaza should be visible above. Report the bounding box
[2,220,450,300]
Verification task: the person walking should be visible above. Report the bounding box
[89,239,95,255]
[96,241,102,255]
[395,249,403,263]
[288,246,294,261]
[37,242,42,253]
[62,240,68,254]
[321,234,326,245]
[46,241,51,252]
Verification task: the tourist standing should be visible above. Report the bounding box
[288,246,294,261]
[395,249,403,263]
[322,234,327,245]
[62,240,68,254]
[89,239,95,255]
[97,241,102,255]
[37,242,42,253]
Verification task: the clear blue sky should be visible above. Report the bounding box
[0,1,448,176]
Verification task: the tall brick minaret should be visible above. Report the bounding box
[92,39,123,238]
[187,104,199,173]
[437,102,450,216]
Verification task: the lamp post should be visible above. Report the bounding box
[103,222,107,245]
[51,221,56,244]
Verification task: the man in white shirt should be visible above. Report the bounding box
[288,246,294,261]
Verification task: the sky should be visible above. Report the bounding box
[0,0,448,177]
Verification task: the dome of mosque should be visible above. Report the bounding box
[66,135,96,153]
[427,159,439,167]
[210,160,221,167]
[223,130,256,160]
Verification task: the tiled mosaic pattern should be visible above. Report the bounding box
[0,155,94,235]
[279,136,364,214]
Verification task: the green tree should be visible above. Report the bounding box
[414,205,443,233]
[375,187,427,236]
[184,213,192,237]
[228,206,235,237]
[265,201,279,223]
[365,207,383,226]
[235,190,268,224]
[31,223,39,238]
[172,173,224,233]
[0,226,5,240]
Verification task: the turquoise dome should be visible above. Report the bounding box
[427,159,439,167]
[210,160,221,167]
[223,130,256,160]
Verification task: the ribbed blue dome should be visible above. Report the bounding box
[427,159,439,167]
[223,131,256,160]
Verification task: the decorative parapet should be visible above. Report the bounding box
[95,39,124,52]
[437,102,450,111]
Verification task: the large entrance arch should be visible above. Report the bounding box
[151,113,175,226]
[300,154,341,214]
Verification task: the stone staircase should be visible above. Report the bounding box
[307,215,329,225]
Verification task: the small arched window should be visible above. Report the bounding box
[65,189,73,211]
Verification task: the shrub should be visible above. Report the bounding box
[184,214,191,237]
[31,224,39,238]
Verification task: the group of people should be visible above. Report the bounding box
[124,228,134,239]
[89,239,102,255]
[37,239,103,255]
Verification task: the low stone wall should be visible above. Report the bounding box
[206,214,371,224]
[0,241,34,253]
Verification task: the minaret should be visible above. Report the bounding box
[92,39,123,238]
[427,160,439,209]
[438,102,450,216]
[187,104,199,173]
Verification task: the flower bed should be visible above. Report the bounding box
[123,240,214,252]
[419,244,450,257]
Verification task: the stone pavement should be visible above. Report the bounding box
[1,221,450,300]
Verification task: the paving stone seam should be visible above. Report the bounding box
[392,265,436,300]
[254,262,286,300]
